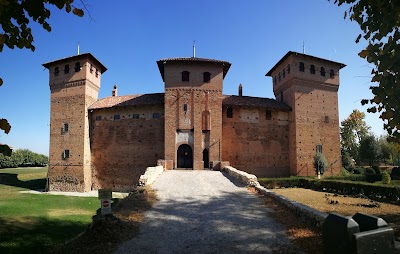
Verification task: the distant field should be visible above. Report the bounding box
[0,167,99,254]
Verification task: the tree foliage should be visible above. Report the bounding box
[0,0,85,139]
[340,109,370,162]
[0,149,48,168]
[359,134,381,166]
[331,0,400,142]
[314,152,328,175]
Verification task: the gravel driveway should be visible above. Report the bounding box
[115,170,297,254]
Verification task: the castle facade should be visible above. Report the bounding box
[43,51,345,192]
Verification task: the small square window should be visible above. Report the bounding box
[114,115,120,120]
[132,114,140,119]
[324,115,330,123]
[95,116,102,121]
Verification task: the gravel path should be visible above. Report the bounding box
[115,170,297,254]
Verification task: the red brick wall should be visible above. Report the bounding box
[222,106,290,177]
[90,105,164,191]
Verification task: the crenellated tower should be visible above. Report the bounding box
[43,53,107,191]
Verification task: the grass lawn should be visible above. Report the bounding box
[0,167,99,254]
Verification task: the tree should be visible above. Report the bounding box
[388,142,400,166]
[359,134,381,166]
[331,0,400,142]
[0,0,85,147]
[340,109,371,163]
[378,135,391,164]
[314,152,328,176]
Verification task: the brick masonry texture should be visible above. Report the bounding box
[45,52,344,192]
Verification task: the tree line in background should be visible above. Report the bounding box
[341,109,400,171]
[0,149,48,168]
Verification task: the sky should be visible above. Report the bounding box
[0,0,386,156]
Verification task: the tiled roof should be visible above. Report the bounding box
[157,57,231,81]
[222,95,291,111]
[266,51,346,76]
[89,93,164,110]
[43,52,107,73]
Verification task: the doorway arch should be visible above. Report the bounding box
[203,149,209,169]
[177,144,193,168]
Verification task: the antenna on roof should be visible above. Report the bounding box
[77,41,80,55]
[193,40,196,58]
[302,41,305,54]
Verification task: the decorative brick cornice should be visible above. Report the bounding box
[50,79,99,92]
[274,78,339,95]
[165,88,222,93]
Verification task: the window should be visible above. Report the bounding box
[62,149,70,160]
[90,64,93,73]
[287,64,291,74]
[280,91,283,102]
[54,67,59,76]
[320,67,326,76]
[95,116,102,121]
[330,69,335,78]
[266,110,272,120]
[227,106,233,118]
[324,115,330,123]
[282,69,286,78]
[316,144,323,153]
[114,115,120,120]
[153,113,160,119]
[310,65,316,74]
[273,76,277,85]
[203,72,211,82]
[182,71,189,82]
[299,62,305,72]
[63,123,69,132]
[95,68,99,78]
[183,104,188,112]
[132,114,139,119]
[278,73,281,82]
[75,62,81,72]
[64,64,70,74]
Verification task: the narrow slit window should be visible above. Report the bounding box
[183,104,188,112]
[64,64,70,74]
[227,106,233,118]
[203,72,211,82]
[299,62,305,72]
[316,144,323,153]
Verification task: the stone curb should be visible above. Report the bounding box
[138,165,164,186]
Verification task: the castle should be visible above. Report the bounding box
[43,51,345,192]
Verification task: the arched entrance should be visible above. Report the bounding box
[177,144,193,168]
[203,149,209,169]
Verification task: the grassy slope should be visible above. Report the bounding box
[0,167,99,254]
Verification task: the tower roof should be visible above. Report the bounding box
[265,51,346,76]
[157,57,231,81]
[42,52,107,73]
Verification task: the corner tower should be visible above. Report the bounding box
[157,57,231,170]
[267,52,345,176]
[43,53,107,191]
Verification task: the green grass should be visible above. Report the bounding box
[0,167,99,254]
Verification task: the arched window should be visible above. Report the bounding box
[54,67,59,76]
[299,62,305,72]
[320,67,326,76]
[310,64,316,74]
[75,62,81,72]
[182,71,189,82]
[330,69,335,78]
[227,106,233,118]
[203,72,211,82]
[64,64,70,74]
[287,64,291,74]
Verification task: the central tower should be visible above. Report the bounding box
[157,57,231,170]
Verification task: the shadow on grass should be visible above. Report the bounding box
[0,173,46,190]
[0,216,89,254]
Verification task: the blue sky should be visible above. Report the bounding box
[0,0,384,155]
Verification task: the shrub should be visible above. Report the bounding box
[382,171,391,185]
[353,167,365,175]
[391,167,400,180]
[341,167,351,176]
[365,174,382,183]
[372,165,381,175]
[365,167,376,175]
[314,152,328,175]
[324,174,366,182]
